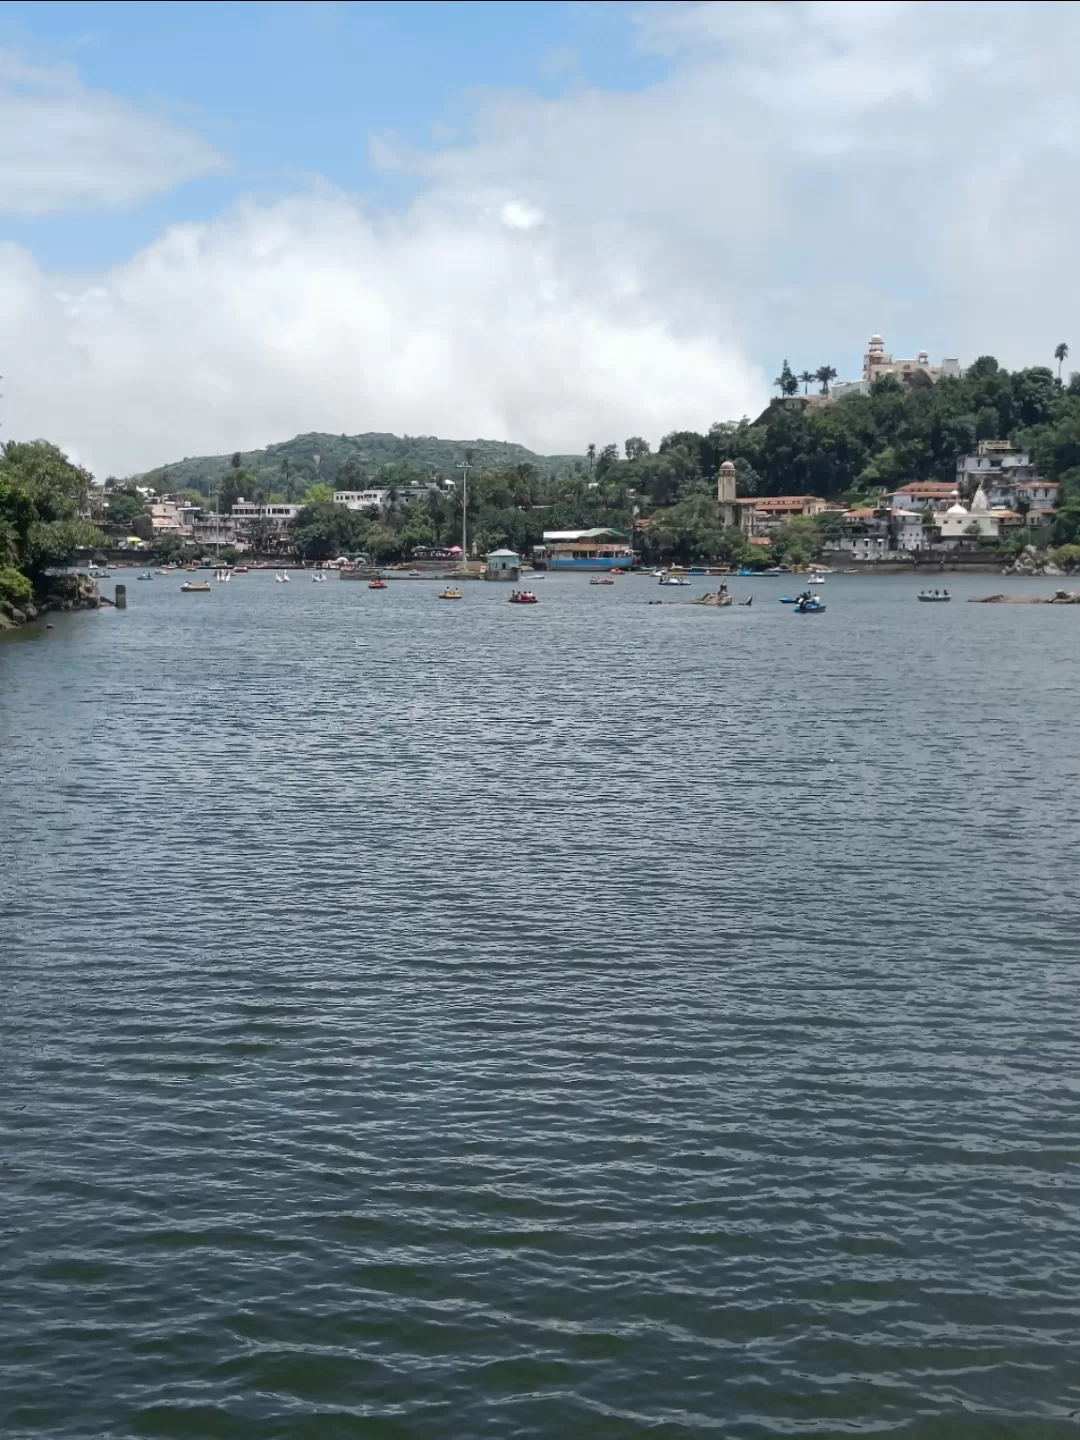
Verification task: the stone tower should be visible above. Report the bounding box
[717,459,737,505]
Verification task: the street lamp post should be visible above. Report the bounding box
[456,458,471,573]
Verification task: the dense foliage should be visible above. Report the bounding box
[134,432,581,500]
[0,441,102,600]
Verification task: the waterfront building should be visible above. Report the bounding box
[533,528,634,571]
[484,548,520,581]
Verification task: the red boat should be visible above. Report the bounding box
[368,578,387,590]
[508,590,538,605]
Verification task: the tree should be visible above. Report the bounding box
[103,491,146,528]
[595,443,619,480]
[231,452,242,470]
[303,482,334,506]
[586,443,596,476]
[799,370,815,395]
[0,440,102,586]
[815,364,838,395]
[246,517,281,554]
[624,436,651,461]
[1055,342,1069,379]
[774,360,798,397]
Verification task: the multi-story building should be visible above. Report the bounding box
[733,495,827,534]
[886,482,960,513]
[334,484,442,513]
[231,501,301,532]
[955,442,1058,517]
[149,499,199,536]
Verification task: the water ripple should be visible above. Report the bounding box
[2,572,1080,1436]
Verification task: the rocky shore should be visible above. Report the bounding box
[0,573,102,632]
[1004,544,1063,577]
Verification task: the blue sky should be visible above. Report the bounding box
[1,1,662,269]
[0,1,1075,476]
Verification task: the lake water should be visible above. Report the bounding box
[2,569,1080,1437]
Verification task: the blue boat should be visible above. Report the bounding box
[794,599,826,613]
[779,596,798,604]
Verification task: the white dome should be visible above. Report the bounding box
[946,502,969,515]
[870,333,884,345]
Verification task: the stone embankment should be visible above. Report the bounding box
[0,573,102,631]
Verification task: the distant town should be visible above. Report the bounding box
[66,332,1080,574]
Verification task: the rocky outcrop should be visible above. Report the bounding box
[0,573,101,631]
[693,588,733,607]
[1004,544,1061,576]
[970,590,1080,604]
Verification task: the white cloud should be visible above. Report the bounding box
[4,2,1080,476]
[0,50,224,214]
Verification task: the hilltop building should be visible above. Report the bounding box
[828,333,962,402]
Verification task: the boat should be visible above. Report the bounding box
[136,572,153,581]
[794,597,826,613]
[918,589,952,602]
[509,590,539,604]
[233,565,249,574]
[658,573,691,587]
[438,587,463,600]
[275,572,290,583]
[779,597,799,604]
[180,581,212,593]
[807,574,826,585]
[590,576,615,586]
[368,578,387,590]
[89,567,109,579]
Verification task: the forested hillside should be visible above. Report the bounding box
[131,431,581,498]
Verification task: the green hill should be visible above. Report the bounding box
[132,431,582,499]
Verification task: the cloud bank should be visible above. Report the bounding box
[2,2,1079,477]
[0,49,224,214]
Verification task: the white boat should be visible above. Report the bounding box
[807,574,826,585]
[917,589,952,602]
[658,574,691,587]
[275,572,290,584]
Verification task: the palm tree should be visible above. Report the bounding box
[799,370,814,395]
[815,364,838,395]
[586,443,596,477]
[1055,342,1069,379]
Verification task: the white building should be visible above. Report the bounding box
[334,489,390,511]
[955,442,1057,516]
[231,500,300,531]
[887,482,960,513]
[333,484,439,512]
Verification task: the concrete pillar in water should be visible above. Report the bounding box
[115,584,127,610]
